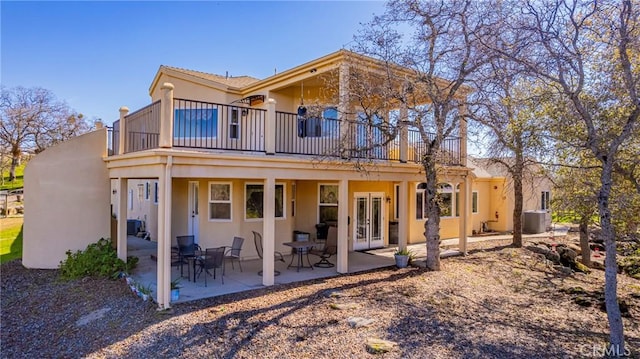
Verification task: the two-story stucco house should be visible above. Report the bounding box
[23,50,550,309]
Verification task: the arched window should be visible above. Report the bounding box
[437,183,453,217]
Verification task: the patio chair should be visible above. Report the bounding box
[176,235,200,278]
[310,226,337,268]
[225,236,245,272]
[197,246,226,286]
[252,231,285,276]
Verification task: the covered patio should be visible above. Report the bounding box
[127,236,395,304]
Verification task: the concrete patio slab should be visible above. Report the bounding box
[126,236,394,304]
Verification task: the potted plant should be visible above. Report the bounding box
[394,248,413,268]
[170,279,181,301]
[138,283,152,302]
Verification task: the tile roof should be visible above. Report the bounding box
[162,65,260,88]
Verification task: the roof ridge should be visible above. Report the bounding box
[162,65,257,80]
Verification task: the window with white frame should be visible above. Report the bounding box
[416,183,427,220]
[145,182,150,200]
[229,107,241,139]
[209,182,232,221]
[318,184,338,223]
[437,183,453,217]
[245,183,285,220]
[154,182,159,205]
[541,191,551,211]
[299,107,340,138]
[137,184,144,202]
[417,183,454,219]
[472,191,478,214]
[454,185,478,216]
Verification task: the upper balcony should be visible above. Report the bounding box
[108,97,462,166]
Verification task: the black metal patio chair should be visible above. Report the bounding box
[197,246,226,286]
[252,231,285,276]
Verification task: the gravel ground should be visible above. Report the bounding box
[2,239,640,359]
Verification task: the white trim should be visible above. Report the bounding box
[393,183,400,220]
[188,181,200,242]
[208,181,233,222]
[541,190,551,211]
[128,189,134,210]
[291,183,296,217]
[472,191,478,214]
[153,182,159,205]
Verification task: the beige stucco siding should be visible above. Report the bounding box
[472,180,491,233]
[23,129,110,269]
[171,178,297,259]
[150,74,240,105]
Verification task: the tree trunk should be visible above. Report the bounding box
[579,217,591,267]
[599,160,624,353]
[512,170,523,248]
[424,156,441,271]
[9,147,20,182]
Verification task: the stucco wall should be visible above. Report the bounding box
[23,129,110,269]
[171,178,297,260]
[150,75,237,105]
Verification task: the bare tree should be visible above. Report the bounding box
[352,0,490,270]
[490,0,640,353]
[0,86,88,181]
[468,58,551,247]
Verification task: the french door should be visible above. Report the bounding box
[353,192,385,250]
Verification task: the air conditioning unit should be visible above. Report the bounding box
[523,211,546,234]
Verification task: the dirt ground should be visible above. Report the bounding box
[2,238,639,358]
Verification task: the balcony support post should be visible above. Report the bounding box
[265,98,276,155]
[459,103,467,166]
[159,83,174,148]
[399,104,409,163]
[458,177,469,255]
[338,62,351,158]
[118,107,128,155]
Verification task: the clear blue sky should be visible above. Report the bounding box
[2,1,386,125]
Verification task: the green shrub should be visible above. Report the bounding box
[59,238,138,280]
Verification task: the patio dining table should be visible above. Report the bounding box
[283,241,318,272]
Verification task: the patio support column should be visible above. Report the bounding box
[157,169,166,308]
[458,177,468,255]
[262,176,276,286]
[399,105,409,163]
[337,179,349,273]
[159,82,174,149]
[116,178,128,261]
[118,107,128,155]
[398,181,409,250]
[265,98,276,155]
[157,156,173,309]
